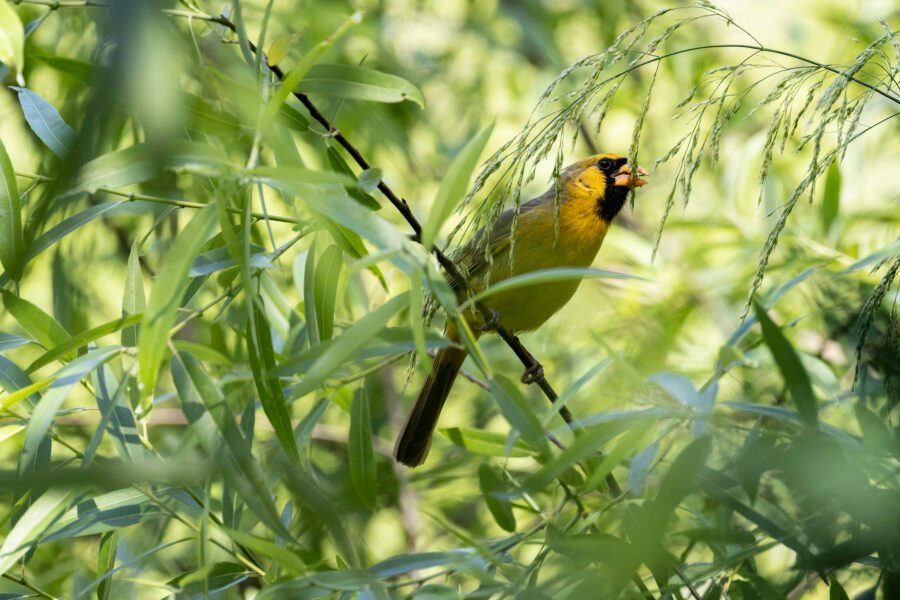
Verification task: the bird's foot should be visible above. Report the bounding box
[521,362,544,384]
[477,308,501,332]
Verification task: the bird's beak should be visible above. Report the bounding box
[613,164,649,188]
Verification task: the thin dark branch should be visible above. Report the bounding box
[177,11,623,494]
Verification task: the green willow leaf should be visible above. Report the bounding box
[752,301,818,426]
[0,489,78,576]
[247,304,299,460]
[289,293,410,400]
[96,531,119,600]
[264,11,362,124]
[296,64,425,108]
[821,161,841,234]
[440,427,537,458]
[138,205,217,396]
[27,314,142,373]
[479,464,516,532]
[69,142,231,196]
[17,347,121,490]
[0,136,24,281]
[170,351,293,540]
[314,244,342,341]
[349,389,376,510]
[10,86,76,157]
[122,242,145,348]
[1,290,70,351]
[421,123,492,249]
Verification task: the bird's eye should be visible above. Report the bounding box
[597,158,613,170]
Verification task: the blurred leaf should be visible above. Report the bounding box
[168,562,250,598]
[412,585,461,600]
[10,86,76,157]
[654,436,711,512]
[628,441,658,497]
[289,293,409,399]
[96,530,119,600]
[266,33,294,66]
[1,290,70,351]
[752,301,818,426]
[838,238,900,275]
[190,244,269,277]
[326,146,381,210]
[170,350,293,540]
[0,489,76,576]
[462,267,640,308]
[441,427,536,457]
[357,168,383,193]
[42,488,161,541]
[478,464,517,532]
[220,527,307,574]
[349,389,377,510]
[0,0,24,81]
[369,551,473,579]
[421,122,493,249]
[854,404,895,455]
[296,64,425,108]
[648,372,700,407]
[0,135,24,282]
[821,161,841,234]
[265,11,362,123]
[25,202,120,264]
[829,579,850,600]
[490,375,551,460]
[249,164,354,188]
[0,332,32,351]
[279,457,358,566]
[32,54,100,84]
[69,142,231,196]
[139,205,217,397]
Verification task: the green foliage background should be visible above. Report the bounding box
[0,0,898,598]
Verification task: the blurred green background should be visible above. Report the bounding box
[0,0,898,598]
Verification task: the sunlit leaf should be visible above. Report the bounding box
[0,136,24,281]
[296,64,425,108]
[0,489,77,576]
[139,205,217,397]
[289,293,409,399]
[10,86,76,157]
[0,0,24,81]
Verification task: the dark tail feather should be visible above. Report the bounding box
[394,346,467,467]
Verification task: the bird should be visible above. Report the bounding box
[394,153,648,467]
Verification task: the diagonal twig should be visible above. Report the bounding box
[187,11,622,496]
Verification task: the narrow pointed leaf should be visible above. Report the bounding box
[10,86,76,157]
[139,205,217,396]
[0,136,24,281]
[421,123,493,249]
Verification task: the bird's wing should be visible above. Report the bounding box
[450,192,552,290]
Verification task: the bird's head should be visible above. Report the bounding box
[561,153,648,222]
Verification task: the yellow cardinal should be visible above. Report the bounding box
[395,154,648,467]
